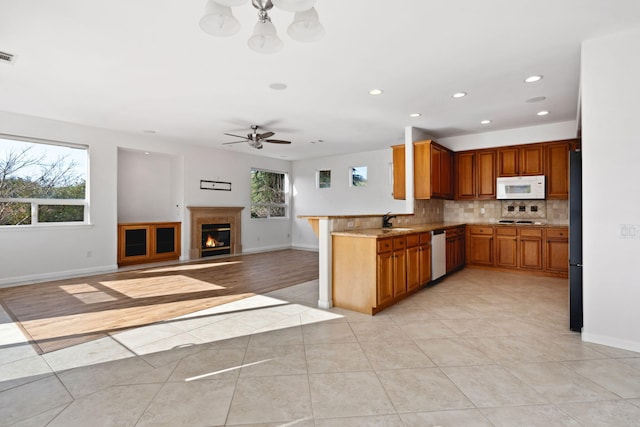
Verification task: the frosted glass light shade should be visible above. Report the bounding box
[248,20,283,54]
[272,0,316,12]
[287,7,324,42]
[200,1,241,37]
[213,0,248,6]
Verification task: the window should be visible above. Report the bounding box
[0,135,88,226]
[350,166,368,187]
[250,168,288,219]
[317,170,331,189]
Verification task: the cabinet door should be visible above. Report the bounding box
[520,145,545,176]
[431,144,442,197]
[477,149,497,198]
[392,144,406,200]
[406,245,421,292]
[456,235,466,269]
[393,249,407,298]
[377,252,394,306]
[498,147,519,177]
[519,230,543,270]
[419,243,431,285]
[468,234,493,265]
[118,225,151,265]
[413,141,432,199]
[441,148,453,199]
[495,234,517,268]
[546,228,569,273]
[455,152,475,199]
[546,141,570,199]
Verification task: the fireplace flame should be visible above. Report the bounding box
[205,234,220,247]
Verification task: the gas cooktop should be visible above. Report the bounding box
[498,220,545,225]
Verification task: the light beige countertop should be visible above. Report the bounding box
[332,221,568,238]
[331,222,466,238]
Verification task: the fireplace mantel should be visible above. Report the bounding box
[187,206,243,259]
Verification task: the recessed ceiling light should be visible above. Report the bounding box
[144,152,150,155]
[526,96,547,103]
[143,129,156,134]
[480,120,492,125]
[537,110,550,116]
[369,89,383,96]
[452,92,467,98]
[525,75,543,83]
[409,113,422,118]
[269,82,287,90]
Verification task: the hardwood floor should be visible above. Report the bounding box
[0,249,318,354]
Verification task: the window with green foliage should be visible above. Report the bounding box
[250,168,288,219]
[0,135,88,226]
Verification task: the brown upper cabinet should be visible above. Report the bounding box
[391,144,406,200]
[414,140,453,200]
[545,140,572,199]
[498,144,544,177]
[454,149,497,200]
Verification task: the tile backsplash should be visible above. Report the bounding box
[444,199,568,224]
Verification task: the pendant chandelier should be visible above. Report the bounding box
[199,0,325,54]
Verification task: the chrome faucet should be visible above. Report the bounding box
[382,212,396,228]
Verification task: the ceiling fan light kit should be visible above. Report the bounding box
[200,0,324,54]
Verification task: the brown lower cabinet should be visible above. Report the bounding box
[118,222,181,266]
[332,231,434,315]
[467,225,568,277]
[446,226,466,273]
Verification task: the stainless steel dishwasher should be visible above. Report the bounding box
[431,229,446,281]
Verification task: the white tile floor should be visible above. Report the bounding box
[1,268,640,426]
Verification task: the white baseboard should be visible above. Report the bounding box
[581,331,640,353]
[0,265,118,289]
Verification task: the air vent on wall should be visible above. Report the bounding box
[0,51,16,64]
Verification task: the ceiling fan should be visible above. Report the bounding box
[223,125,292,150]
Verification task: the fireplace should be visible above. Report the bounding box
[187,206,243,259]
[201,223,231,257]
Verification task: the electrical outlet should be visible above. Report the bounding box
[480,208,485,214]
[531,205,538,212]
[519,206,526,212]
[508,205,515,212]
[347,221,354,228]
[86,250,92,258]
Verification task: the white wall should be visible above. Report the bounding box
[291,148,406,250]
[0,111,292,286]
[438,120,578,152]
[580,28,640,352]
[117,149,182,223]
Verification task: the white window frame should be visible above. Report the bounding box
[0,134,90,227]
[250,168,289,220]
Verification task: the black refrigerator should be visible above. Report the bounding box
[569,150,583,332]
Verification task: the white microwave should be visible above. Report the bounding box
[496,175,546,199]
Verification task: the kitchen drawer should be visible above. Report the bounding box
[393,236,406,250]
[377,238,393,253]
[469,226,493,235]
[495,227,517,236]
[419,232,431,244]
[547,228,569,239]
[406,233,420,247]
[519,228,543,237]
[446,226,465,237]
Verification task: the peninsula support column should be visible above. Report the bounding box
[317,218,333,309]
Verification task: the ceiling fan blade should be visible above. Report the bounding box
[224,133,247,139]
[259,131,275,139]
[264,139,292,144]
[222,140,247,145]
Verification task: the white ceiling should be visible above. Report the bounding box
[1,1,640,160]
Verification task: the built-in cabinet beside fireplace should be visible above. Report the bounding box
[117,222,181,266]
